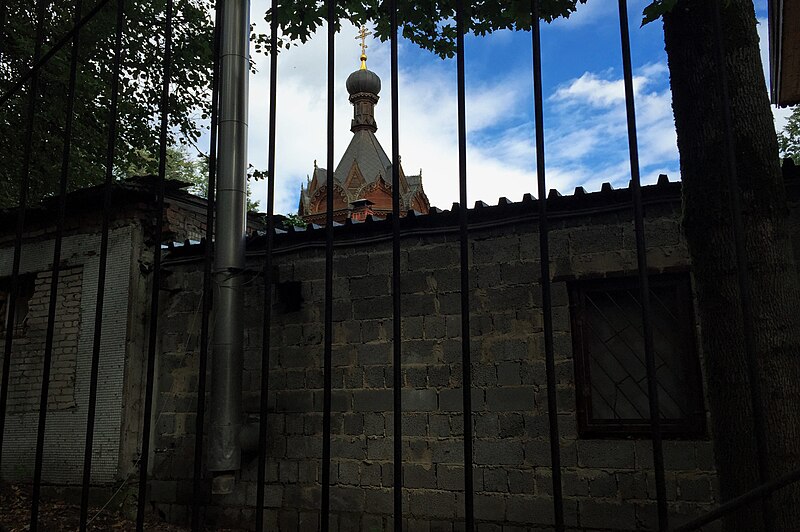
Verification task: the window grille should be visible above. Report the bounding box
[569,274,706,437]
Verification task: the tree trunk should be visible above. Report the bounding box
[663,1,800,529]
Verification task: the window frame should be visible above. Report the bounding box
[0,273,36,339]
[568,273,707,439]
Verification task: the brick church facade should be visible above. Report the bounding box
[298,54,430,225]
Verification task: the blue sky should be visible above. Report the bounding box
[238,0,790,215]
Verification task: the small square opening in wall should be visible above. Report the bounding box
[0,274,36,339]
[568,273,706,438]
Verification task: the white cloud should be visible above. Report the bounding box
[244,16,555,213]
[548,0,614,30]
[236,2,680,215]
[231,0,787,217]
[545,64,679,189]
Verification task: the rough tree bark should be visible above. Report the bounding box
[663,0,800,529]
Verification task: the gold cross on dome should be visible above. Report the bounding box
[356,25,372,69]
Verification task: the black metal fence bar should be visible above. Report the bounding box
[0,0,46,479]
[0,0,113,109]
[711,1,771,529]
[78,1,125,528]
[191,2,223,529]
[254,1,279,529]
[529,1,564,529]
[389,0,403,528]
[454,1,474,529]
[320,1,335,529]
[135,0,173,529]
[30,1,83,528]
[617,1,668,529]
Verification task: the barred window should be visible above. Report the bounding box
[569,274,706,437]
[0,274,35,338]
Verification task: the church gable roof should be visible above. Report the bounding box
[333,130,391,187]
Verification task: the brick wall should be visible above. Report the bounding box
[153,200,722,530]
[3,266,82,413]
[165,202,208,242]
[0,227,136,484]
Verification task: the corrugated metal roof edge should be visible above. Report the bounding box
[161,161,800,261]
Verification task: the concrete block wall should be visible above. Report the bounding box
[154,202,720,530]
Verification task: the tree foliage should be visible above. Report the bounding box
[778,106,800,164]
[255,0,589,59]
[127,145,261,212]
[0,0,215,207]
[253,0,690,59]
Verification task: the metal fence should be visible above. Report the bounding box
[0,0,795,530]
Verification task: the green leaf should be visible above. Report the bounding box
[641,0,678,27]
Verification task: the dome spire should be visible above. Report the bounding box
[356,25,372,70]
[346,24,381,133]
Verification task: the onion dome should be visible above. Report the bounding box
[346,58,381,96]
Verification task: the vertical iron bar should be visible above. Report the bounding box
[530,1,564,529]
[389,0,403,528]
[0,0,47,477]
[30,1,83,528]
[254,0,279,530]
[454,0,474,529]
[320,0,335,529]
[191,1,223,529]
[79,0,125,527]
[711,1,772,529]
[136,0,173,528]
[617,1,667,529]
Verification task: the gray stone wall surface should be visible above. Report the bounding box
[153,203,720,530]
[0,226,135,484]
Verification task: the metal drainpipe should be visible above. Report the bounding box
[209,0,250,494]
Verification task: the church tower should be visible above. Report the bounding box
[298,27,430,225]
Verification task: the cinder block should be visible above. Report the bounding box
[429,415,451,438]
[485,387,535,412]
[588,472,618,498]
[338,460,360,485]
[409,490,458,519]
[473,493,506,521]
[475,440,523,466]
[427,365,450,387]
[578,440,636,469]
[404,463,437,489]
[482,467,508,493]
[579,500,636,530]
[353,389,393,412]
[367,437,393,460]
[402,413,428,437]
[436,464,465,491]
[330,485,365,513]
[498,414,525,437]
[507,469,534,495]
[357,343,391,366]
[402,389,437,411]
